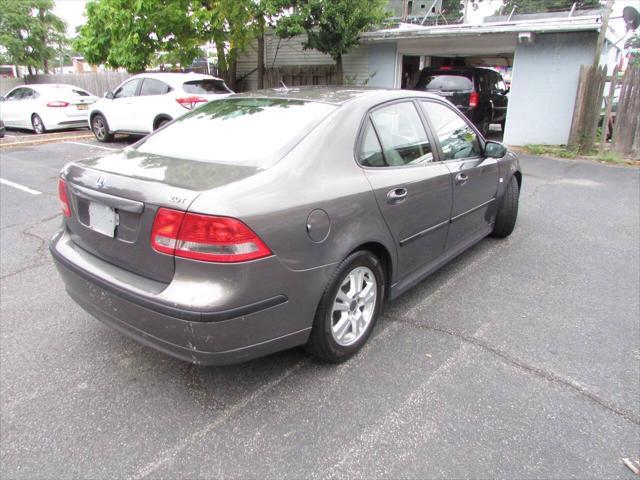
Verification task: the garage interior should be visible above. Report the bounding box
[397,34,517,142]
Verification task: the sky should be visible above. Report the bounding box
[53,0,88,37]
[53,0,639,39]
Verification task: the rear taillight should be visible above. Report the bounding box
[175,96,207,110]
[58,179,71,217]
[47,101,70,108]
[469,91,479,109]
[151,208,272,263]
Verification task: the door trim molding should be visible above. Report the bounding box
[399,219,449,247]
[450,197,495,223]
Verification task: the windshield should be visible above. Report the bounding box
[135,98,337,167]
[420,74,473,92]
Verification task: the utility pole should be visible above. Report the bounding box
[593,0,615,67]
[462,0,470,24]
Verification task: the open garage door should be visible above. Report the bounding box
[397,33,517,142]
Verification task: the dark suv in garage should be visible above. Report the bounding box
[413,67,509,136]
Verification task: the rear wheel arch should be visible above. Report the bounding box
[347,242,393,299]
[153,115,172,130]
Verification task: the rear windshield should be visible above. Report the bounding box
[183,79,231,94]
[135,98,337,167]
[419,74,473,92]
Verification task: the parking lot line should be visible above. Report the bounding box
[0,178,42,195]
[63,141,118,151]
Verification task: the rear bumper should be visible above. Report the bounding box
[50,229,330,365]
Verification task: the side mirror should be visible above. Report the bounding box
[105,91,114,99]
[485,140,507,158]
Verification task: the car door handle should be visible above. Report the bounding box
[455,173,469,185]
[387,188,408,204]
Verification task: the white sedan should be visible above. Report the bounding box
[0,84,98,134]
[88,72,234,142]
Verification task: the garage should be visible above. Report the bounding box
[361,11,621,145]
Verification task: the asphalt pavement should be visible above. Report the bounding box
[0,136,638,479]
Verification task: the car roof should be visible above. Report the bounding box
[231,86,442,106]
[128,72,225,86]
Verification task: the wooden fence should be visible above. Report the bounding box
[24,72,130,96]
[611,67,640,159]
[568,64,607,153]
[0,72,130,97]
[263,65,338,89]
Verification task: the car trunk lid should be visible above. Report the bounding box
[62,149,260,283]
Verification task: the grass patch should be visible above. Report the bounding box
[523,144,638,166]
[524,144,579,159]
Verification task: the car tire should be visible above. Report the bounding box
[91,114,114,142]
[491,177,519,238]
[31,114,46,134]
[306,250,385,363]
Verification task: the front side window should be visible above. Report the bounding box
[135,98,336,167]
[370,102,433,166]
[5,88,26,101]
[421,101,481,160]
[114,79,140,98]
[139,78,171,96]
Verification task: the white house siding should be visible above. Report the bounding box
[504,31,598,145]
[236,33,369,91]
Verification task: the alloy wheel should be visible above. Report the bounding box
[32,115,44,134]
[93,117,106,140]
[330,266,377,346]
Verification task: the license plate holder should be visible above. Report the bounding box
[77,104,88,110]
[88,202,117,237]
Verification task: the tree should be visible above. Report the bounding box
[0,0,67,75]
[276,0,389,84]
[191,0,257,90]
[251,0,295,89]
[626,32,640,67]
[498,0,601,15]
[75,0,202,73]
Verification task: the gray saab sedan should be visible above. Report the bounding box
[50,87,521,365]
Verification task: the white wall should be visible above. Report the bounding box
[503,31,597,146]
[367,43,397,88]
[236,33,369,91]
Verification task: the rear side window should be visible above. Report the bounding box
[370,102,433,166]
[183,79,231,94]
[139,78,171,96]
[136,98,336,167]
[419,74,473,92]
[420,101,481,160]
[358,120,385,167]
[70,88,91,96]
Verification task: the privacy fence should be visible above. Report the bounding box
[0,72,130,97]
[610,67,640,159]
